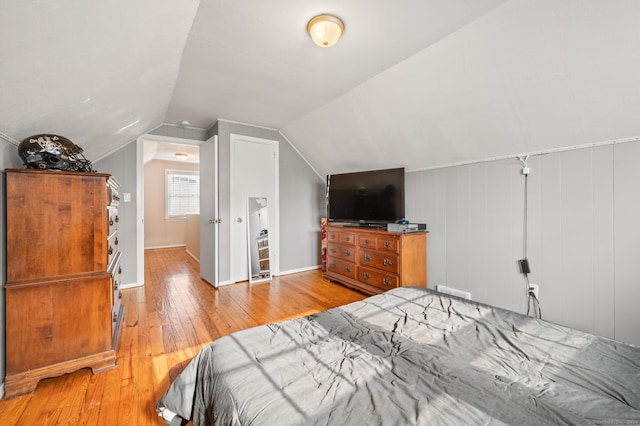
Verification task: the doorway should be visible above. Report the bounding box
[142,139,201,250]
[138,134,206,286]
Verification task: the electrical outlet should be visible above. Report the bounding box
[528,283,539,299]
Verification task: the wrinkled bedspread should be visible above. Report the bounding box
[157,287,640,425]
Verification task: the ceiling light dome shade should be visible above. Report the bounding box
[307,14,344,47]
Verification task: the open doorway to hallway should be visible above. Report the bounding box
[143,138,201,262]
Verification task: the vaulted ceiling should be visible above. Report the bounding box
[2,1,640,177]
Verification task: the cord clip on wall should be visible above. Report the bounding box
[517,154,530,175]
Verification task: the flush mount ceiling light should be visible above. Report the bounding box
[179,120,191,127]
[175,152,189,161]
[307,14,344,47]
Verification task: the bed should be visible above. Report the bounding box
[157,287,640,425]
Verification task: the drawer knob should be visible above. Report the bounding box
[329,263,336,268]
[115,237,119,246]
[119,291,122,299]
[383,258,393,266]
[330,248,336,254]
[108,246,113,255]
[363,239,370,245]
[110,219,114,226]
[118,266,122,274]
[344,236,351,242]
[363,254,371,261]
[115,216,120,223]
[344,250,351,257]
[330,234,336,239]
[384,242,391,248]
[382,278,391,286]
[344,266,351,273]
[113,312,118,322]
[363,272,370,279]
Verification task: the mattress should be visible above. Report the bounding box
[157,286,640,425]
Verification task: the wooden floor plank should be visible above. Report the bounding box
[76,368,107,426]
[0,390,30,424]
[0,247,366,425]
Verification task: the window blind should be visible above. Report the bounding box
[167,173,200,217]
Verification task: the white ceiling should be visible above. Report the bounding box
[2,1,640,177]
[143,139,200,164]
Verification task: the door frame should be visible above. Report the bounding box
[229,133,279,282]
[135,134,205,286]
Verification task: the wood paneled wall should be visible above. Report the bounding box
[406,141,640,346]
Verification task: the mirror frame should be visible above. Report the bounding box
[247,197,271,284]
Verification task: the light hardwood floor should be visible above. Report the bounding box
[0,247,366,425]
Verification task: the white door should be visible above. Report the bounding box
[200,135,219,287]
[230,134,278,283]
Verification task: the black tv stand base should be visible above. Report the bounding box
[342,222,388,229]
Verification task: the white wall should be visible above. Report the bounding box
[406,141,640,346]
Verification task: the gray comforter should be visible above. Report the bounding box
[157,287,640,425]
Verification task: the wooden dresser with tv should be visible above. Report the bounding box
[4,169,124,398]
[324,224,427,295]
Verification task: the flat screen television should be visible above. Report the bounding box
[327,167,405,226]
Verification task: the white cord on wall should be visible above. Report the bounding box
[517,154,541,319]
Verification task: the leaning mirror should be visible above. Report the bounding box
[247,197,271,283]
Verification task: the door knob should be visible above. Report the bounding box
[235,217,243,223]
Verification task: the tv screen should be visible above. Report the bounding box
[327,167,405,224]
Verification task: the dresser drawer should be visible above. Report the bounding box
[327,242,356,262]
[357,234,376,248]
[259,260,270,271]
[107,233,119,267]
[259,247,269,260]
[377,237,398,252]
[108,251,122,292]
[327,229,356,246]
[359,249,399,273]
[327,229,340,243]
[109,252,123,337]
[327,258,357,279]
[339,232,356,245]
[358,266,398,290]
[107,207,119,236]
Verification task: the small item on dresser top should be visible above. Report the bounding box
[18,133,94,172]
[387,222,427,232]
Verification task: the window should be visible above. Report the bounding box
[166,170,200,218]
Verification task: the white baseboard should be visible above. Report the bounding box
[211,267,320,288]
[121,281,144,289]
[144,244,186,250]
[279,265,321,276]
[436,284,472,300]
[185,250,200,263]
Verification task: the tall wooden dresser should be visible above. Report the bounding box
[324,224,427,295]
[4,169,124,398]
